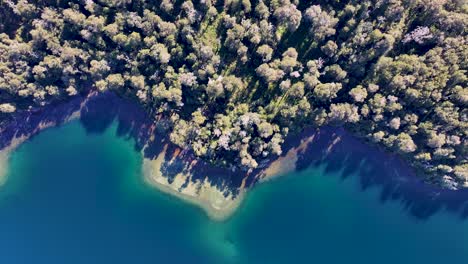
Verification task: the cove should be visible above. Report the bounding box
[1,119,468,264]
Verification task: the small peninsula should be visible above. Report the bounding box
[0,0,467,218]
[2,112,468,264]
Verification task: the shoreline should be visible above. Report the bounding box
[0,135,29,187]
[0,92,96,187]
[139,127,358,221]
[142,144,245,221]
[1,92,466,221]
[141,124,468,221]
[140,144,312,221]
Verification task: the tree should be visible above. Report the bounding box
[328,103,360,124]
[402,26,433,45]
[151,44,171,64]
[427,132,446,149]
[321,40,338,57]
[304,5,338,41]
[255,0,269,19]
[206,77,225,99]
[106,74,125,90]
[313,83,342,102]
[256,44,273,62]
[324,64,347,81]
[0,0,466,188]
[0,103,16,113]
[349,86,367,103]
[395,133,417,153]
[256,63,285,83]
[454,164,468,183]
[258,122,273,138]
[273,3,302,32]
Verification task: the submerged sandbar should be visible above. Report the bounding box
[0,148,9,186]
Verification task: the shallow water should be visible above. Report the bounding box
[0,120,467,264]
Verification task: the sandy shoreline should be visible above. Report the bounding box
[142,144,245,221]
[0,92,93,187]
[140,124,468,221]
[0,92,248,220]
[0,135,30,186]
[0,117,82,187]
[1,92,465,221]
[140,131,324,221]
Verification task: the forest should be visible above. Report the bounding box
[0,0,466,189]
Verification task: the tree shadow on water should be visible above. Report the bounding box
[153,143,244,197]
[79,93,118,135]
[77,93,244,197]
[288,126,468,221]
[3,92,467,221]
[79,92,155,152]
[0,95,84,151]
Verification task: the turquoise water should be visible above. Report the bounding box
[1,120,467,264]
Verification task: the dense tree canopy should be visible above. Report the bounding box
[0,0,466,188]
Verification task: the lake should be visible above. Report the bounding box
[0,119,467,264]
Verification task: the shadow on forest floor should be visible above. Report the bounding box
[1,92,467,221]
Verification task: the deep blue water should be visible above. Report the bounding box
[0,120,467,264]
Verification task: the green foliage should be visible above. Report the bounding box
[0,0,466,187]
